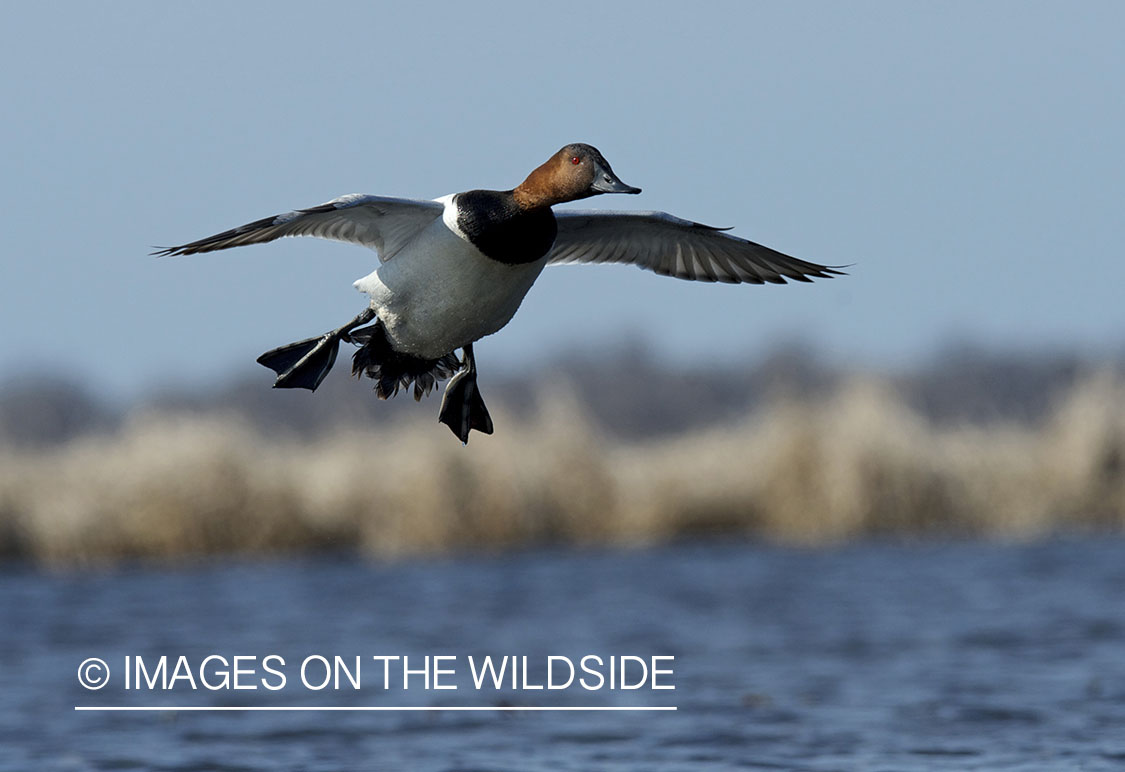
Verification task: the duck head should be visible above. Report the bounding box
[513,143,641,209]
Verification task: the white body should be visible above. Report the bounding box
[353,196,550,360]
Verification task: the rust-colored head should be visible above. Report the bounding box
[513,143,641,210]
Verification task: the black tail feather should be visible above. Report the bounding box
[349,322,459,401]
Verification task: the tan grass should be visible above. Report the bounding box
[2,375,1123,565]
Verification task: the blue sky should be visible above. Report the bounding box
[2,2,1123,398]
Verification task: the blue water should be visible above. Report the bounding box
[2,538,1125,770]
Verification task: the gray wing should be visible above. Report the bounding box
[547,210,845,284]
[154,194,443,262]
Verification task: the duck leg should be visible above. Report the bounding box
[256,308,375,391]
[438,343,494,444]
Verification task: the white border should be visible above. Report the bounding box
[75,705,676,712]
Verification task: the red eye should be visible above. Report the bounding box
[571,156,581,165]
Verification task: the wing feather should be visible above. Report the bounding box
[547,210,845,285]
[154,194,443,262]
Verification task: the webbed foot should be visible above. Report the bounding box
[257,334,341,391]
[256,308,375,391]
[438,344,493,444]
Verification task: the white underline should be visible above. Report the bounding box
[75,705,676,712]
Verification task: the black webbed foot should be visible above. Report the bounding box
[256,308,374,391]
[438,369,494,444]
[257,334,340,391]
[437,343,493,444]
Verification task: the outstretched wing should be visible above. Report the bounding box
[154,194,444,262]
[547,210,845,284]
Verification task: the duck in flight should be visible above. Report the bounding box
[157,143,843,443]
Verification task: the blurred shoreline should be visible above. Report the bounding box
[2,344,1123,565]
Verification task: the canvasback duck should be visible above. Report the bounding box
[157,143,843,443]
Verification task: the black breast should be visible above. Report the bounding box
[453,190,558,265]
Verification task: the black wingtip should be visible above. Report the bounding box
[691,221,734,232]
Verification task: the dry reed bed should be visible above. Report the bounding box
[1,376,1123,564]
